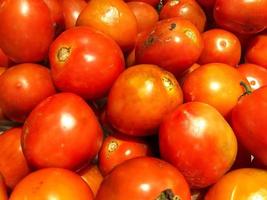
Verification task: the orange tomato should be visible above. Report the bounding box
[0,174,8,200]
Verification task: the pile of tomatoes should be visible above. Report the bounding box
[1,0,267,199]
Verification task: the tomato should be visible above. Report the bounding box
[22,93,103,170]
[0,48,11,68]
[125,0,160,7]
[0,63,56,122]
[0,127,30,189]
[107,64,183,136]
[214,0,267,34]
[78,164,104,197]
[231,86,267,167]
[182,63,247,118]
[205,168,267,200]
[95,157,191,200]
[62,0,87,29]
[159,102,237,189]
[49,26,125,100]
[160,0,206,32]
[0,0,55,63]
[98,133,151,176]
[198,29,241,66]
[237,63,267,91]
[196,0,215,10]
[127,1,159,33]
[135,17,203,78]
[179,63,200,86]
[76,0,138,51]
[245,34,267,68]
[9,168,94,200]
[0,175,8,200]
[126,48,136,67]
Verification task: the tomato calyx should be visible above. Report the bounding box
[155,189,181,200]
[57,47,71,62]
[239,81,252,99]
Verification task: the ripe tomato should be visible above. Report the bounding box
[0,48,11,68]
[179,63,200,86]
[127,1,159,33]
[98,133,151,176]
[9,168,94,200]
[49,26,125,100]
[0,63,56,122]
[231,86,267,167]
[245,34,267,68]
[159,102,237,188]
[205,168,267,200]
[107,64,183,136]
[125,0,160,7]
[22,93,103,170]
[182,63,247,118]
[196,0,215,10]
[237,63,267,91]
[198,29,241,66]
[214,0,267,34]
[62,0,87,29]
[76,0,138,51]
[135,17,203,78]
[0,175,8,200]
[0,0,55,63]
[95,157,191,200]
[0,127,30,189]
[160,0,206,32]
[78,164,104,197]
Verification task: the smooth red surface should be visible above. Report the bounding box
[0,175,8,200]
[125,0,160,7]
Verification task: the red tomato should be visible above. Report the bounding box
[135,17,203,78]
[237,63,267,91]
[49,26,125,100]
[205,168,267,200]
[98,133,151,176]
[179,63,200,86]
[198,29,241,66]
[22,93,103,170]
[245,34,267,68]
[0,127,30,189]
[182,63,247,118]
[231,86,267,167]
[95,157,191,200]
[0,0,55,63]
[159,102,237,189]
[214,0,267,34]
[196,0,215,10]
[127,1,159,33]
[160,0,207,32]
[0,48,11,68]
[62,0,87,29]
[0,175,8,200]
[125,0,160,7]
[9,168,94,200]
[0,63,56,122]
[107,64,183,136]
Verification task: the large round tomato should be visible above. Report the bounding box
[205,168,267,200]
[159,102,237,188]
[0,63,56,122]
[231,86,267,167]
[49,26,125,100]
[0,0,55,63]
[9,168,94,200]
[214,0,267,34]
[135,17,203,78]
[95,157,191,200]
[22,93,103,170]
[107,64,183,136]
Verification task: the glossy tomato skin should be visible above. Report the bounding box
[95,157,191,200]
[0,63,56,122]
[198,29,241,66]
[237,63,267,91]
[160,0,206,32]
[0,175,8,200]
[159,102,237,189]
[0,0,55,63]
[107,64,183,136]
[196,0,215,10]
[214,0,267,34]
[0,48,11,68]
[9,168,94,200]
[135,18,203,78]
[205,168,267,200]
[98,133,151,176]
[182,63,247,118]
[49,26,125,100]
[245,35,267,68]
[125,0,160,7]
[22,93,103,170]
[231,86,267,167]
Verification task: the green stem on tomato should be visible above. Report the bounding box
[239,81,252,99]
[155,189,181,200]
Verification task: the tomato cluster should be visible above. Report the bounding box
[0,0,267,199]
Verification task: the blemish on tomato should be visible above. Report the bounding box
[108,140,118,153]
[169,23,176,31]
[162,76,174,91]
[57,47,71,62]
[184,29,196,43]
